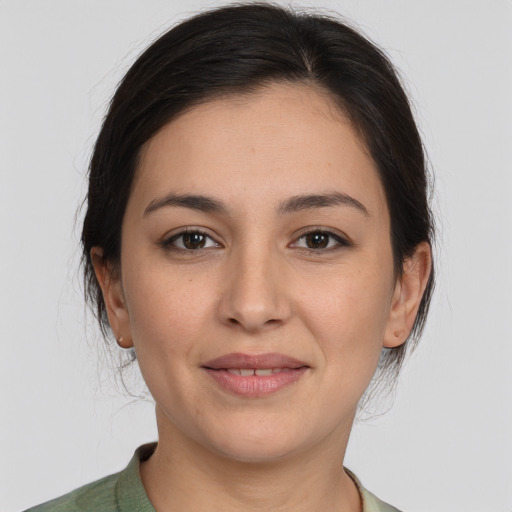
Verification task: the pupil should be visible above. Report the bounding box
[306,232,328,249]
[184,233,205,249]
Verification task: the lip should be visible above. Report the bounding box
[203,352,308,370]
[202,352,309,398]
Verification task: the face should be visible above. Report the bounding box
[96,84,426,463]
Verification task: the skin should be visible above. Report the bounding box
[92,83,431,511]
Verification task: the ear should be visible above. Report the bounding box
[383,241,432,348]
[90,247,133,349]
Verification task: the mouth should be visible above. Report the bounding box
[202,353,309,397]
[222,368,296,376]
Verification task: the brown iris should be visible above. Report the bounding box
[304,232,330,249]
[182,232,207,249]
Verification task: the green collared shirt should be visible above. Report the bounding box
[25,444,402,512]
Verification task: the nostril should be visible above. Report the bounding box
[225,316,281,331]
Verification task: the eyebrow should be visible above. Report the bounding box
[278,192,368,216]
[144,193,228,216]
[143,191,368,217]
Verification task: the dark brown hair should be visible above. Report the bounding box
[81,2,435,384]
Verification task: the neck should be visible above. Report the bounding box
[140,407,362,512]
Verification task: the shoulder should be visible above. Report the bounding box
[346,468,404,512]
[24,443,157,512]
[23,472,121,512]
[360,487,403,512]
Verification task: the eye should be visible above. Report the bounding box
[291,230,349,251]
[162,230,220,251]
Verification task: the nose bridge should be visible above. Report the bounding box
[219,237,289,331]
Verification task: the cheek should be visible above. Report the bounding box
[297,262,394,378]
[122,266,217,363]
[120,267,221,424]
[303,263,392,333]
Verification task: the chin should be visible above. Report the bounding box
[200,421,315,464]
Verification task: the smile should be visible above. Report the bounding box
[202,353,309,397]
[225,368,294,376]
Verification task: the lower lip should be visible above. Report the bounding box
[203,368,308,398]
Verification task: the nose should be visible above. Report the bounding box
[218,244,291,333]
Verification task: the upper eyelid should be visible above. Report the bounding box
[160,228,221,248]
[293,233,347,246]
[291,227,350,242]
[163,227,218,240]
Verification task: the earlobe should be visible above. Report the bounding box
[383,242,432,348]
[90,247,133,349]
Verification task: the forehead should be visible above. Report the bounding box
[133,83,387,219]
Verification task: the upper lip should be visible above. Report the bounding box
[202,352,308,370]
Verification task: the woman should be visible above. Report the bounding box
[27,3,433,511]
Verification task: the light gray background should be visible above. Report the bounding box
[1,1,511,511]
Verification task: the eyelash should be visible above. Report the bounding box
[159,228,351,254]
[159,229,220,252]
[290,229,351,253]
